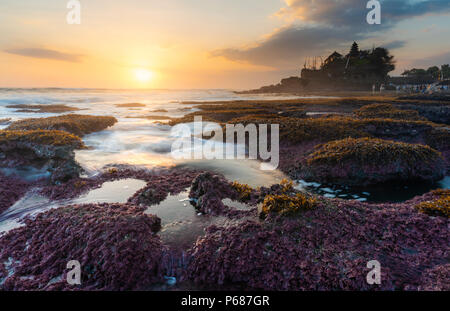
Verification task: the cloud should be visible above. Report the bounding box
[212,26,365,67]
[407,51,450,68]
[382,40,407,50]
[277,0,450,28]
[214,0,450,67]
[4,48,83,62]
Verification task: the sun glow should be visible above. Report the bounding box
[134,68,154,83]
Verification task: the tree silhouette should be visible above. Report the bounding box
[441,64,450,79]
[320,43,395,82]
[368,47,395,78]
[349,42,360,58]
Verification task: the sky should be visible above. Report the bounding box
[1,0,450,89]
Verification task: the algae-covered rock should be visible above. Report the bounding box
[7,114,117,136]
[189,172,237,215]
[415,189,450,218]
[6,104,80,113]
[186,191,449,290]
[354,103,426,121]
[0,203,164,290]
[0,173,31,214]
[303,137,445,186]
[0,130,84,183]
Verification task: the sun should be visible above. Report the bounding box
[134,68,154,83]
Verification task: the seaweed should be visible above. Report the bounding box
[7,114,117,136]
[303,137,445,186]
[0,203,164,290]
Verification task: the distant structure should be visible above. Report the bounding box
[239,42,449,94]
[298,41,395,89]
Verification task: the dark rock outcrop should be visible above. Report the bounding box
[0,130,84,183]
[302,137,445,186]
[7,114,117,137]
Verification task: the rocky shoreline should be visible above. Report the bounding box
[0,95,449,291]
[0,169,448,290]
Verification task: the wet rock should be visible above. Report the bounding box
[302,137,445,187]
[128,168,206,207]
[0,203,164,290]
[0,118,11,125]
[0,130,84,183]
[414,189,449,218]
[6,104,80,114]
[0,174,31,214]
[186,192,449,290]
[354,103,426,121]
[189,172,237,215]
[115,103,146,108]
[278,109,307,118]
[38,167,205,205]
[397,103,450,125]
[7,114,117,137]
[419,264,450,291]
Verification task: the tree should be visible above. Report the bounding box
[402,68,429,77]
[367,47,395,78]
[349,42,360,58]
[427,66,440,79]
[441,64,450,79]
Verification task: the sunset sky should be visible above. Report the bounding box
[1,0,450,89]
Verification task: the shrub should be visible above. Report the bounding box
[7,114,117,136]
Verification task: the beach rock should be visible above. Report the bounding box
[6,104,80,113]
[115,103,146,108]
[0,118,11,125]
[414,189,449,218]
[189,172,237,215]
[38,167,205,203]
[419,264,450,291]
[128,168,207,206]
[0,174,31,214]
[278,109,307,118]
[0,203,164,290]
[354,103,426,121]
[7,114,117,137]
[186,192,449,290]
[302,137,445,187]
[0,130,84,183]
[397,103,450,125]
